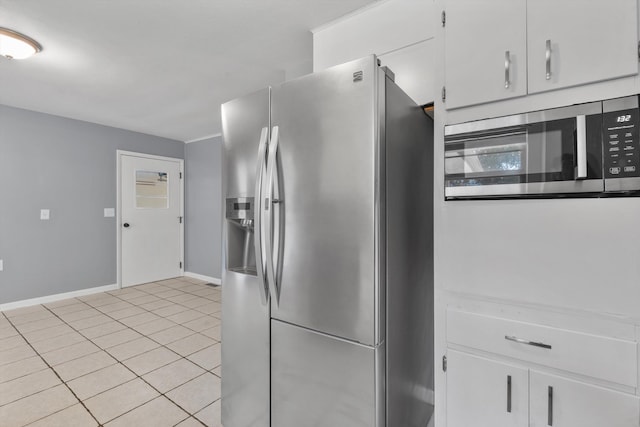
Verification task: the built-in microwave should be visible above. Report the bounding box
[444,96,640,199]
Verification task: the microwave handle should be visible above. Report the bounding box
[576,115,587,179]
[504,51,511,89]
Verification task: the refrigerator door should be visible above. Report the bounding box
[269,56,380,346]
[221,88,270,427]
[271,319,378,427]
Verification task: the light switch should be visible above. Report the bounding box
[0,259,3,272]
[40,209,50,220]
[104,208,115,217]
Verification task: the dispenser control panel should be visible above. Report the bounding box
[226,197,254,220]
[603,108,640,178]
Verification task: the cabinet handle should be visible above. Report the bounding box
[546,39,552,80]
[504,51,511,89]
[548,386,554,426]
[505,335,552,349]
[507,375,512,413]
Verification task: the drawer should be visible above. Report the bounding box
[447,309,637,388]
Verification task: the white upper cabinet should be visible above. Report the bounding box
[445,0,639,109]
[528,0,638,94]
[444,0,527,108]
[313,0,436,104]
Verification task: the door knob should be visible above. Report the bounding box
[123,223,130,228]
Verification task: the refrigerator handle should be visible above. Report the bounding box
[265,125,281,304]
[253,127,269,305]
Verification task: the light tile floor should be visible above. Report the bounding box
[0,277,223,426]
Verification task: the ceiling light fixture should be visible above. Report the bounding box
[0,27,42,60]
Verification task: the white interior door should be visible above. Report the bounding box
[120,153,183,287]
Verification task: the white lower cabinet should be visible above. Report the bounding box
[529,371,640,427]
[447,351,640,427]
[447,350,528,427]
[446,309,640,427]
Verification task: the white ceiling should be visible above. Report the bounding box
[0,0,378,142]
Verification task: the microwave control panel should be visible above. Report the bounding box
[603,108,640,178]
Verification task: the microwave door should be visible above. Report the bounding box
[526,114,603,192]
[445,149,493,176]
[526,120,574,183]
[445,143,525,176]
[445,131,529,197]
[445,100,609,199]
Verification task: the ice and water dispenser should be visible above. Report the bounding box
[225,197,257,275]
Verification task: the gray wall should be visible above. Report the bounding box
[184,136,222,279]
[0,105,184,304]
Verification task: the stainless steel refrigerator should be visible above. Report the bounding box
[221,55,434,427]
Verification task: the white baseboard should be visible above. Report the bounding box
[0,283,119,312]
[184,272,221,285]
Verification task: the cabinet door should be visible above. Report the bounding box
[447,350,528,427]
[530,371,640,427]
[444,0,527,108]
[528,0,638,94]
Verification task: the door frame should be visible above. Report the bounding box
[116,150,185,289]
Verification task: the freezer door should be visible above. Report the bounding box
[221,88,270,427]
[271,320,378,427]
[222,88,271,198]
[269,56,380,346]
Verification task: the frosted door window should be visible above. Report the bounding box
[136,170,168,208]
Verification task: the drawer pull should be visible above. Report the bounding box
[505,335,552,349]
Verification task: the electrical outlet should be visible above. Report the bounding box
[40,209,50,220]
[0,259,4,271]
